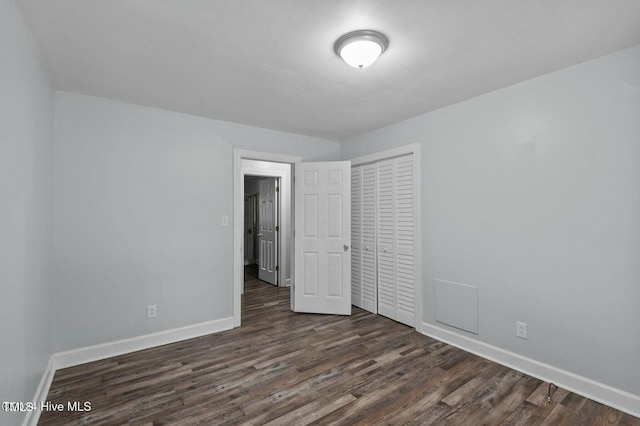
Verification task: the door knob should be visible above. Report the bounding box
[344,244,350,251]
[257,233,262,238]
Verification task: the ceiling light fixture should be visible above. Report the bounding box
[334,30,389,69]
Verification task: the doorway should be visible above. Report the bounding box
[233,149,354,326]
[233,150,300,327]
[244,175,279,286]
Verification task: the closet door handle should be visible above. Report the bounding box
[343,244,350,251]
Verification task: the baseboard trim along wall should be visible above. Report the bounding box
[52,317,234,370]
[421,322,640,418]
[24,317,234,426]
[23,358,57,426]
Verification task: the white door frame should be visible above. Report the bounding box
[233,149,301,327]
[349,143,422,331]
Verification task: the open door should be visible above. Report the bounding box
[293,161,351,315]
[258,178,277,285]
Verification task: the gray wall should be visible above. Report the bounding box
[53,92,340,352]
[341,45,640,396]
[0,0,54,424]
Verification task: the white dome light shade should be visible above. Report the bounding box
[334,30,389,69]
[339,40,382,68]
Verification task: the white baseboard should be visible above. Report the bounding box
[25,317,234,426]
[22,358,56,426]
[421,322,640,418]
[53,317,234,370]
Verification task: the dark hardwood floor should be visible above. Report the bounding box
[40,266,639,425]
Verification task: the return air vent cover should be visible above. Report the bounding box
[435,279,479,334]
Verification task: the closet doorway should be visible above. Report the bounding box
[350,144,422,329]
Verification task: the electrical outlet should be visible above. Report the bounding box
[221,215,229,226]
[516,321,527,339]
[147,304,157,319]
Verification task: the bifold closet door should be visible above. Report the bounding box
[377,154,416,326]
[360,164,377,313]
[350,164,377,313]
[351,167,362,308]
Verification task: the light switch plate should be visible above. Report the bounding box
[147,304,157,319]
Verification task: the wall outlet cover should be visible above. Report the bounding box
[516,321,527,339]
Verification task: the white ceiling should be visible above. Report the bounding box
[17,0,640,141]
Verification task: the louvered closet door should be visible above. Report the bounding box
[350,164,377,313]
[394,155,416,326]
[377,154,416,326]
[351,167,363,308]
[377,159,396,319]
[360,163,377,313]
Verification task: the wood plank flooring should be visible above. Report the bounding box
[40,267,639,425]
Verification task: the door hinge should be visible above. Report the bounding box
[275,226,279,232]
[275,265,279,271]
[276,186,279,193]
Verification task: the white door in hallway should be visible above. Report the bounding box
[258,178,277,285]
[293,161,351,315]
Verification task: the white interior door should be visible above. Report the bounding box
[258,178,277,285]
[293,161,351,315]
